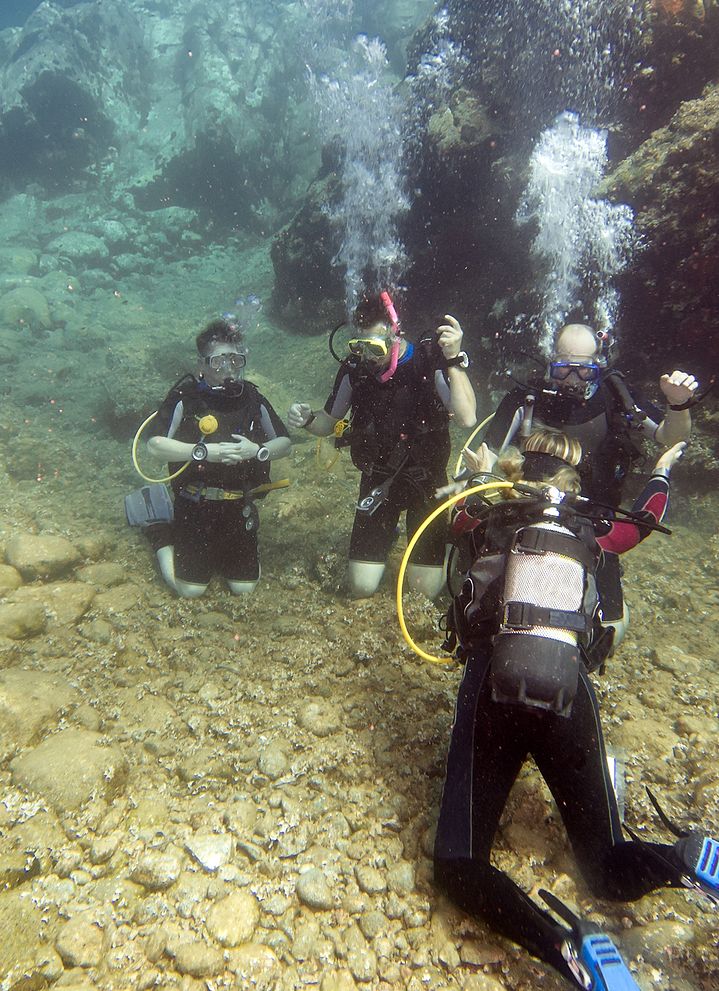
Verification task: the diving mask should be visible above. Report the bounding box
[549,360,601,383]
[205,351,247,372]
[347,337,390,360]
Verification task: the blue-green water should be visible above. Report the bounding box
[0,2,717,989]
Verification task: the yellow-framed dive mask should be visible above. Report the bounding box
[347,336,389,359]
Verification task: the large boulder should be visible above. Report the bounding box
[5,532,82,580]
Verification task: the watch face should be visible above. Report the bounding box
[256,446,270,462]
[191,442,208,462]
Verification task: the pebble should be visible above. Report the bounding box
[620,920,695,968]
[172,940,224,978]
[355,863,387,894]
[296,866,335,909]
[129,847,184,891]
[184,830,233,872]
[55,916,104,968]
[298,699,341,736]
[257,740,288,779]
[387,860,415,896]
[206,890,260,946]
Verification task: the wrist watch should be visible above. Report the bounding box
[191,442,208,462]
[446,351,470,369]
[255,445,270,463]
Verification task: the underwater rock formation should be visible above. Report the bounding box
[603,82,719,364]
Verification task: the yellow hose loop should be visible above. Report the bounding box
[454,411,496,477]
[315,437,341,472]
[131,411,192,484]
[396,480,514,665]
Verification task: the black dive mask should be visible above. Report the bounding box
[522,451,571,481]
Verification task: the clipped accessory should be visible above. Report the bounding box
[125,484,174,528]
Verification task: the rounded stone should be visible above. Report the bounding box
[206,890,260,946]
[296,867,335,910]
[298,699,341,737]
[55,916,104,968]
[129,847,184,891]
[0,600,46,640]
[173,940,224,978]
[355,864,387,895]
[5,533,81,581]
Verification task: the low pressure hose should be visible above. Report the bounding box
[131,413,219,484]
[396,480,514,665]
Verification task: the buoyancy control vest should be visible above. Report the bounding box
[346,340,451,476]
[155,378,273,493]
[489,372,652,506]
[449,493,601,717]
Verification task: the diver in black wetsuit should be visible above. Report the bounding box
[141,318,290,597]
[288,292,477,599]
[435,431,718,991]
[484,323,698,651]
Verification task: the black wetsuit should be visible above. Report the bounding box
[485,378,663,623]
[324,341,452,566]
[435,478,690,987]
[149,377,288,584]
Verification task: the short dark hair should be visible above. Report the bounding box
[353,294,391,331]
[196,319,244,357]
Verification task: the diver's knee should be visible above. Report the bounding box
[227,578,259,595]
[406,563,445,600]
[601,601,630,653]
[348,560,385,598]
[155,546,177,591]
[173,577,208,598]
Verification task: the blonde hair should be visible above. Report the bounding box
[496,429,583,497]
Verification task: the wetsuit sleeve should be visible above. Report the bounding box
[323,367,354,420]
[256,401,289,441]
[596,475,669,554]
[624,382,662,439]
[434,368,452,410]
[485,390,524,451]
[149,390,184,439]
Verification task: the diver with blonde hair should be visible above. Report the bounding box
[434,430,719,991]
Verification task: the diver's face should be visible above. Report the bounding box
[549,328,600,399]
[349,321,395,370]
[200,344,246,388]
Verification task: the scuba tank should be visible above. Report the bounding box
[452,488,599,717]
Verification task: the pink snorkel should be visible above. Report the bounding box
[378,290,401,383]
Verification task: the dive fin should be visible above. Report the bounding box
[539,889,642,991]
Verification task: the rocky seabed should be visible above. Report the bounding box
[0,462,718,991]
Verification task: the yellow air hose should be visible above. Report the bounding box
[396,480,514,665]
[131,412,219,484]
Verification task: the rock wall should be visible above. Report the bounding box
[271,0,719,366]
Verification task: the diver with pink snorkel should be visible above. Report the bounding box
[288,291,477,598]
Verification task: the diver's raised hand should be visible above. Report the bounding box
[654,441,686,474]
[437,314,463,360]
[660,370,698,407]
[288,401,313,429]
[462,442,496,474]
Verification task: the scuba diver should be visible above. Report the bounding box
[126,317,290,597]
[483,323,698,652]
[287,291,477,599]
[434,429,718,991]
